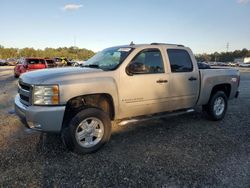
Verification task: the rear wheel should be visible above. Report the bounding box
[203,91,228,121]
[62,108,111,154]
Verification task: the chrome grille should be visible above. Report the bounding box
[19,82,30,91]
[18,80,32,106]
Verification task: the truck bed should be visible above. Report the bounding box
[197,68,240,106]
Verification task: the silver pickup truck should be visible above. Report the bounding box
[15,43,240,154]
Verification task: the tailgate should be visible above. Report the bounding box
[28,64,46,69]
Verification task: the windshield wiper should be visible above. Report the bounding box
[81,64,102,69]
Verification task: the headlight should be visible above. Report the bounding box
[33,85,59,105]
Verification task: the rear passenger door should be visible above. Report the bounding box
[167,49,200,109]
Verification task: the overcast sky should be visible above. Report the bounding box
[0,0,249,53]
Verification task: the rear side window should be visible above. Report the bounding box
[27,59,45,64]
[167,49,193,72]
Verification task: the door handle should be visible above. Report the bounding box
[156,79,168,83]
[188,77,197,81]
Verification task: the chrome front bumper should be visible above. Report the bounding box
[15,95,65,133]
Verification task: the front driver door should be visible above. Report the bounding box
[118,48,171,119]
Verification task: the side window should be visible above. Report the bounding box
[167,49,193,72]
[128,49,164,74]
[40,59,46,64]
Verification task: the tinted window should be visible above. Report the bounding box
[167,49,193,72]
[130,49,164,74]
[45,60,55,64]
[26,59,45,64]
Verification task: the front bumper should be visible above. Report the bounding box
[15,95,65,133]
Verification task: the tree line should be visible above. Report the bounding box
[0,45,95,60]
[195,48,250,62]
[1,45,250,62]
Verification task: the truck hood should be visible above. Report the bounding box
[20,67,103,84]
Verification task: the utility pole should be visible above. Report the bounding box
[73,36,77,60]
[226,42,229,52]
[74,36,76,48]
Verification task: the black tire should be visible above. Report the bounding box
[14,74,19,78]
[61,108,111,154]
[204,91,228,121]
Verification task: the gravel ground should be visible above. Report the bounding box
[0,66,249,187]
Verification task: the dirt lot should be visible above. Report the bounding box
[0,66,249,187]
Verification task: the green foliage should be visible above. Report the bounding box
[1,45,249,63]
[0,45,95,60]
[195,48,250,62]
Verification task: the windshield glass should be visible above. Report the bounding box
[83,47,133,70]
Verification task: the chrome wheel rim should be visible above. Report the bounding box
[213,97,225,116]
[75,117,104,148]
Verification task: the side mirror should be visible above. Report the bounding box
[126,62,147,76]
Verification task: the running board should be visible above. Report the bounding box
[117,109,195,126]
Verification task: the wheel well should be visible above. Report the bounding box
[210,84,231,99]
[62,94,115,128]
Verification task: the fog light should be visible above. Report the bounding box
[27,121,42,129]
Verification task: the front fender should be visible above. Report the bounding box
[59,77,119,118]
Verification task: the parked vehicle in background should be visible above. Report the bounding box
[54,57,64,67]
[15,43,240,154]
[53,57,80,67]
[239,62,250,67]
[207,62,217,66]
[54,57,68,67]
[197,62,211,69]
[72,61,86,67]
[67,59,77,66]
[216,62,228,66]
[0,59,8,66]
[228,62,237,67]
[6,58,17,66]
[14,58,47,78]
[45,58,56,68]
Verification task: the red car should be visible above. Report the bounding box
[14,58,47,78]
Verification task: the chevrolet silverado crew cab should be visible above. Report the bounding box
[15,43,240,154]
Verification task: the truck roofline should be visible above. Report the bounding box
[106,43,186,50]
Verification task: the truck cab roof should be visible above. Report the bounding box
[112,43,185,50]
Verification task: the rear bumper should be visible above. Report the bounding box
[15,95,65,133]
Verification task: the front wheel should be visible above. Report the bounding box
[62,108,111,154]
[203,91,228,121]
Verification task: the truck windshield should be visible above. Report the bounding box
[82,47,133,70]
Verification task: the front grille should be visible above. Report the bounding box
[18,80,32,106]
[19,82,30,91]
[20,95,29,103]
